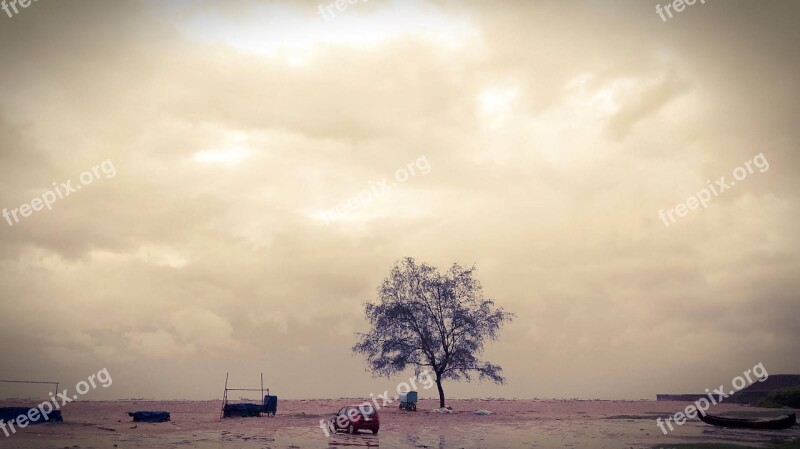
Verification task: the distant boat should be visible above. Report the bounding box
[698,411,796,430]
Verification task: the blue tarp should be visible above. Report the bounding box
[0,407,62,424]
[263,395,277,416]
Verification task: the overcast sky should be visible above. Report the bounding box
[0,0,798,401]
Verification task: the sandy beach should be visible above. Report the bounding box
[1,399,797,448]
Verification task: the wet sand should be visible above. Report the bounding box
[0,399,797,448]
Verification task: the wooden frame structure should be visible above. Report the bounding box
[219,372,268,419]
[0,379,60,397]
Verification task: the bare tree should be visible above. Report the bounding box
[353,257,513,408]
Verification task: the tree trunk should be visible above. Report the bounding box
[436,376,446,408]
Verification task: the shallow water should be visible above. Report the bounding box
[3,420,798,449]
[1,399,797,448]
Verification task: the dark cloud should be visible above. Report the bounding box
[0,0,797,400]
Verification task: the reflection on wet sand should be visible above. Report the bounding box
[1,399,797,448]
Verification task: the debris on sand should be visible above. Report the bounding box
[128,411,171,422]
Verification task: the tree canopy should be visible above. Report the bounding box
[353,257,513,407]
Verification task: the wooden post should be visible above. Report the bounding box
[220,372,229,419]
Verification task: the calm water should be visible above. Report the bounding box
[2,420,799,449]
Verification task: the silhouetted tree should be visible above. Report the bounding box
[353,257,513,408]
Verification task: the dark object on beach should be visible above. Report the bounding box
[0,407,62,424]
[399,391,417,411]
[263,395,277,416]
[127,411,170,423]
[698,411,796,430]
[220,396,277,417]
[222,403,263,417]
[219,372,277,418]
